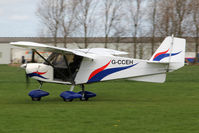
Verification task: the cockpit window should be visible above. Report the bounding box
[52,54,66,67]
[45,53,75,68]
[44,53,56,65]
[44,52,83,82]
[66,54,74,64]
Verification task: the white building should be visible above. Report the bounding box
[0,44,11,64]
[0,37,196,64]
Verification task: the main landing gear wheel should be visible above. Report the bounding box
[60,90,82,102]
[63,98,73,102]
[80,97,89,101]
[32,97,41,101]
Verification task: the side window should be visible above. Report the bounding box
[45,53,77,69]
[45,53,56,65]
[45,53,67,68]
[65,54,74,64]
[53,54,66,67]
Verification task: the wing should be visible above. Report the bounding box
[75,48,128,56]
[10,41,95,59]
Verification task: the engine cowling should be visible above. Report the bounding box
[26,63,53,81]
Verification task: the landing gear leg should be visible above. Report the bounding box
[38,81,43,90]
[80,84,88,101]
[70,85,75,91]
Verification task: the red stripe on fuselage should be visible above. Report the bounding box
[88,60,111,80]
[33,71,47,75]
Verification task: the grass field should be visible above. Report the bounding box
[0,65,199,133]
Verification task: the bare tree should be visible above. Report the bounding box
[61,0,79,48]
[155,0,173,36]
[148,0,158,55]
[188,0,199,63]
[112,24,128,50]
[127,0,144,58]
[37,0,66,46]
[156,0,190,37]
[103,0,122,48]
[75,0,98,48]
[174,0,190,36]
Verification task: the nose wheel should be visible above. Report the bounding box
[28,81,50,101]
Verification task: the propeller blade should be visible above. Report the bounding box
[26,73,30,89]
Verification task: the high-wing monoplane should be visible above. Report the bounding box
[10,36,186,101]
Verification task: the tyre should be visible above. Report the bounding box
[64,98,73,102]
[32,97,41,101]
[80,97,89,101]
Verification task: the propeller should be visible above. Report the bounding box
[20,63,30,89]
[25,73,30,89]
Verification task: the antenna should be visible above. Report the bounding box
[167,34,174,72]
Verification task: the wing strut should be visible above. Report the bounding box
[33,50,54,68]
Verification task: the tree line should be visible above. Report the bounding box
[36,0,199,60]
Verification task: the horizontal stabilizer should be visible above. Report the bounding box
[128,73,166,83]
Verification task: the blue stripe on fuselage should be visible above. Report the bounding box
[27,73,47,79]
[87,63,138,83]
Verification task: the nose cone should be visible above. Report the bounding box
[20,64,27,69]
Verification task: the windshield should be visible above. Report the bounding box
[45,53,75,68]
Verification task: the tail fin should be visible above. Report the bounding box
[149,36,186,71]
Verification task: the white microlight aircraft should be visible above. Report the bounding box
[10,36,186,101]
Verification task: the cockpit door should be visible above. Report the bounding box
[45,53,83,83]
